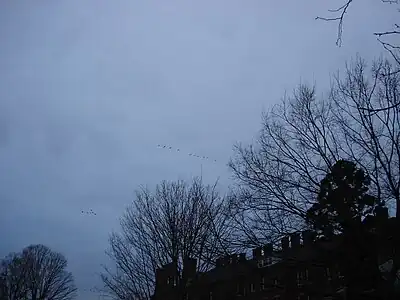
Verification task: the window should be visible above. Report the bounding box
[297,271,303,287]
[326,267,331,280]
[166,276,177,286]
[334,263,344,280]
[258,257,274,268]
[273,278,279,287]
[297,293,305,300]
[186,278,193,287]
[258,259,265,268]
[337,269,344,280]
[250,283,256,292]
[237,283,245,296]
[260,276,265,290]
[297,270,307,287]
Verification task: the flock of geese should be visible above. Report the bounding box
[156,144,218,163]
[81,209,97,216]
[80,144,219,216]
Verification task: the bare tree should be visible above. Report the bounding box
[0,244,77,300]
[101,177,233,300]
[332,57,400,214]
[0,253,29,300]
[22,245,77,300]
[228,84,337,246]
[229,57,400,247]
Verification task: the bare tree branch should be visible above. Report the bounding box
[315,1,400,112]
[315,0,354,46]
[317,0,399,47]
[100,177,233,300]
[229,57,400,248]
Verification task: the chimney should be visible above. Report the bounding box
[263,243,273,256]
[290,233,301,248]
[239,253,246,262]
[281,236,289,251]
[302,230,316,246]
[169,261,179,275]
[182,257,196,280]
[222,255,230,266]
[216,257,223,267]
[375,206,389,221]
[354,215,362,224]
[155,268,166,291]
[230,254,238,264]
[161,262,178,288]
[252,247,262,260]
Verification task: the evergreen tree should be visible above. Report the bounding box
[306,159,383,236]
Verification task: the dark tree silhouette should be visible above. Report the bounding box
[306,159,384,236]
[101,177,233,300]
[306,160,390,298]
[0,244,77,300]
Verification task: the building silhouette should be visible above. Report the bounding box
[152,210,396,300]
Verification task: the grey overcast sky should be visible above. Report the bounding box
[0,0,397,299]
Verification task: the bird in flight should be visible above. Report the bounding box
[156,143,218,163]
[81,209,97,216]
